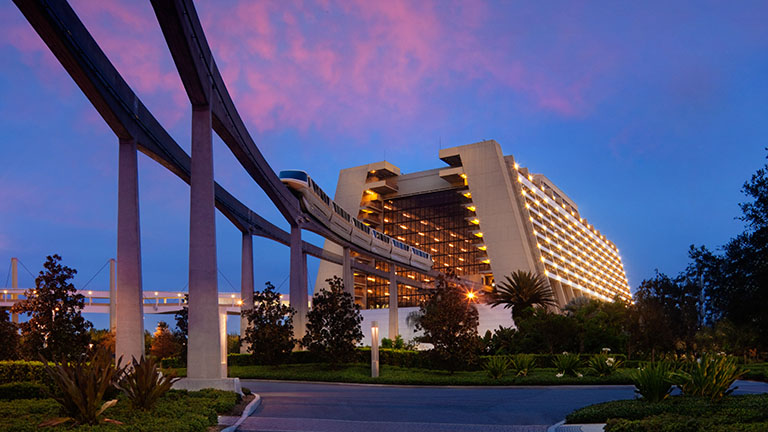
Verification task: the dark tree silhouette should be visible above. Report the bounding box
[412,272,480,371]
[0,309,19,360]
[243,282,296,365]
[302,276,362,366]
[11,255,92,360]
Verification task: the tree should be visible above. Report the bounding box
[565,296,630,354]
[302,276,362,365]
[150,321,180,360]
[485,270,557,321]
[173,294,188,362]
[687,149,768,351]
[243,282,296,365]
[11,255,92,360]
[626,271,700,359]
[0,309,19,360]
[412,272,480,371]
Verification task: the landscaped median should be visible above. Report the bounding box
[0,389,239,432]
[566,394,768,431]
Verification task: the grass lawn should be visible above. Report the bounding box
[0,389,238,432]
[219,363,636,386]
[566,393,768,431]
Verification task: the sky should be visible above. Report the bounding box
[1,1,767,331]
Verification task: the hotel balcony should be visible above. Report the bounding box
[366,177,398,195]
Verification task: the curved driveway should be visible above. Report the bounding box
[237,380,768,432]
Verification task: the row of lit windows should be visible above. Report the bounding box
[540,247,627,298]
[527,202,627,281]
[532,219,627,287]
[519,175,621,257]
[523,193,624,271]
[514,172,630,298]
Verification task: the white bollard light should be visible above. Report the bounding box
[371,321,379,378]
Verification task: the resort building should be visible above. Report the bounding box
[315,140,631,339]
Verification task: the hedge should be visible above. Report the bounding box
[0,361,48,385]
[0,382,48,400]
[567,394,768,427]
[217,350,629,372]
[0,389,238,432]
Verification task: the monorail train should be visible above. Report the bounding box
[279,170,433,271]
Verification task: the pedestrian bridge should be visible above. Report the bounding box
[0,287,267,315]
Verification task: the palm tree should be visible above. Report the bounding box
[485,270,557,319]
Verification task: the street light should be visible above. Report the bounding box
[371,321,379,378]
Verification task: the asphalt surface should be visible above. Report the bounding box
[236,380,768,432]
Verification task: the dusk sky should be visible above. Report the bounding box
[1,1,767,331]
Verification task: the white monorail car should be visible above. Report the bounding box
[279,170,433,271]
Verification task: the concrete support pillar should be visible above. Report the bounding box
[10,258,18,323]
[240,233,254,354]
[219,309,228,377]
[342,247,354,297]
[388,264,398,339]
[116,138,144,363]
[290,226,307,340]
[187,103,223,380]
[108,259,116,332]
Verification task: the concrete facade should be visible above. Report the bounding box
[316,140,631,329]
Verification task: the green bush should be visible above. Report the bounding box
[117,355,179,410]
[587,353,624,377]
[673,354,745,401]
[510,354,536,377]
[632,361,675,403]
[553,353,582,377]
[483,356,511,379]
[0,361,48,384]
[567,393,768,426]
[0,389,238,431]
[0,382,47,400]
[41,346,125,426]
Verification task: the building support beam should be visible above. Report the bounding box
[240,233,253,354]
[342,247,354,297]
[10,258,18,323]
[108,259,116,332]
[219,308,227,372]
[187,102,224,380]
[388,264,398,339]
[116,138,144,363]
[290,226,308,341]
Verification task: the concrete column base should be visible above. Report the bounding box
[173,377,242,395]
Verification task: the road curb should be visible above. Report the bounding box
[221,393,262,432]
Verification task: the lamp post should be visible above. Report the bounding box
[371,321,379,378]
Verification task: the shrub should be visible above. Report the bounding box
[587,353,624,377]
[0,381,47,399]
[673,354,745,401]
[483,356,511,379]
[0,361,48,384]
[302,277,363,365]
[243,282,296,365]
[632,361,674,403]
[40,345,124,426]
[510,354,536,376]
[117,355,179,410]
[412,272,480,372]
[553,353,582,377]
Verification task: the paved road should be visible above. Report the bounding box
[236,380,768,432]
